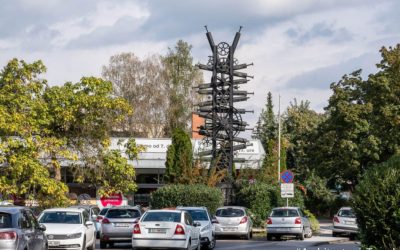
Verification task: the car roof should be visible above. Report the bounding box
[272,207,301,210]
[145,210,182,214]
[0,206,25,214]
[42,208,85,213]
[107,206,139,210]
[338,207,353,210]
[216,206,246,210]
[177,206,207,210]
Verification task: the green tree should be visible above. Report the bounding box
[163,40,203,135]
[165,128,193,184]
[259,92,277,153]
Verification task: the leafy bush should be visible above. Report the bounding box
[352,154,400,249]
[303,209,320,233]
[237,182,305,227]
[150,184,224,214]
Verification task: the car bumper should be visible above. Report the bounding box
[101,233,132,242]
[132,238,187,249]
[47,238,83,250]
[266,226,302,235]
[0,240,18,250]
[333,225,358,234]
[214,224,249,236]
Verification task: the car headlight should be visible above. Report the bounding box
[201,224,211,232]
[67,233,82,239]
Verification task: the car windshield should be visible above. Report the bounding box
[185,210,209,221]
[0,213,12,228]
[39,212,81,224]
[106,209,140,219]
[270,209,299,217]
[216,208,244,218]
[142,212,181,222]
[338,209,356,218]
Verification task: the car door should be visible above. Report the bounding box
[26,210,46,250]
[20,210,37,250]
[184,212,199,248]
[82,210,95,245]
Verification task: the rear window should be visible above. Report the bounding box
[270,209,299,217]
[142,212,181,222]
[338,209,355,218]
[216,208,245,217]
[185,210,209,221]
[106,209,140,219]
[99,208,109,216]
[0,213,12,228]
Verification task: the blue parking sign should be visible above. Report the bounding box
[280,170,294,183]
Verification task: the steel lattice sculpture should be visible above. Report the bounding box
[196,26,253,175]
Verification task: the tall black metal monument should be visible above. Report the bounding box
[196,26,253,186]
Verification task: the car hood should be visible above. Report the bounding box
[42,223,83,235]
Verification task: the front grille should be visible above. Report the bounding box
[47,234,69,240]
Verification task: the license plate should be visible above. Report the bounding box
[115,223,131,227]
[345,221,355,225]
[149,228,166,233]
[48,241,60,246]
[223,227,237,232]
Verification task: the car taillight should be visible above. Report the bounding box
[174,224,185,235]
[240,216,248,224]
[333,216,340,223]
[0,231,17,240]
[133,224,141,234]
[266,218,272,224]
[96,216,103,222]
[102,218,110,224]
[295,217,302,224]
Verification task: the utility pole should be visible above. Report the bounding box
[278,95,281,183]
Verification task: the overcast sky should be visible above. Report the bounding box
[1,0,400,133]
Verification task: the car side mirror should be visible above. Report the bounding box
[193,222,201,227]
[211,218,219,224]
[38,224,46,231]
[85,221,94,226]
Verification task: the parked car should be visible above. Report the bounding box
[177,206,216,249]
[332,207,358,239]
[100,206,141,248]
[38,207,96,250]
[266,207,312,240]
[214,206,253,239]
[131,209,201,250]
[0,206,47,250]
[69,205,101,238]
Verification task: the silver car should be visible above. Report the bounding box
[99,206,141,248]
[266,207,312,240]
[332,207,358,239]
[0,206,47,250]
[214,206,253,239]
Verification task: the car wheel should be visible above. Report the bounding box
[245,230,251,240]
[207,236,216,250]
[298,228,305,241]
[100,240,107,249]
[307,227,313,238]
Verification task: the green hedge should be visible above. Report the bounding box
[352,154,400,249]
[237,182,306,227]
[150,184,224,214]
[304,209,320,233]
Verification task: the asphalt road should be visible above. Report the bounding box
[97,221,360,250]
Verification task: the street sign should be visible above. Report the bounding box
[280,170,294,183]
[281,183,294,198]
[98,193,127,209]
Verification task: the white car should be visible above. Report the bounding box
[38,208,96,250]
[177,206,216,249]
[132,209,201,250]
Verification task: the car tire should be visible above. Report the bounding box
[266,234,272,241]
[100,240,107,249]
[207,236,216,250]
[307,227,313,238]
[298,228,305,241]
[245,231,251,240]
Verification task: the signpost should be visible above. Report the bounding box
[280,170,294,206]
